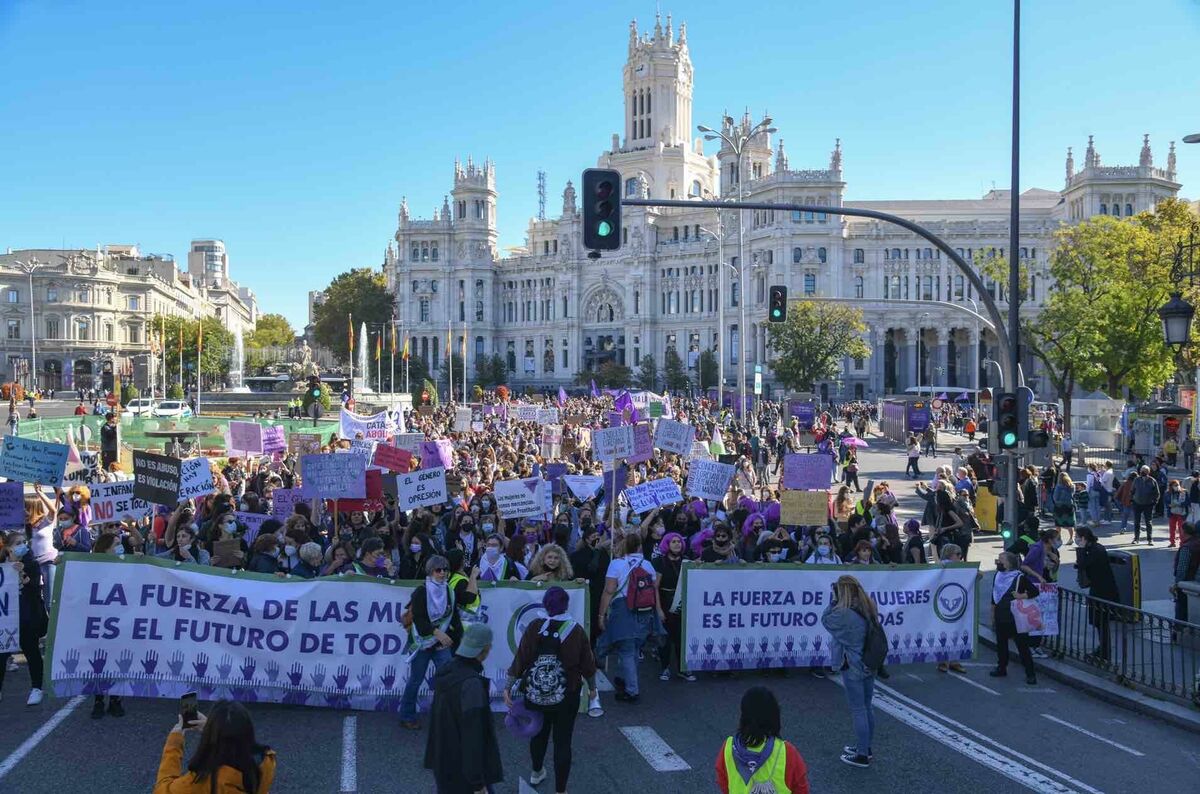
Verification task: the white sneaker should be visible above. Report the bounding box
[5,657,17,672]
[530,768,547,785]
[26,688,43,706]
[659,670,672,682]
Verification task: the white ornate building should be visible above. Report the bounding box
[385,14,1183,401]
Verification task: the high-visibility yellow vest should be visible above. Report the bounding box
[722,736,790,794]
[449,572,480,614]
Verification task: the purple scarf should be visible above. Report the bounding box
[731,735,776,785]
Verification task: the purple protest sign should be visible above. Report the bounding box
[628,423,653,464]
[782,453,834,490]
[545,462,568,495]
[271,487,303,521]
[261,425,287,456]
[0,481,24,528]
[607,411,624,427]
[227,421,264,455]
[419,440,454,470]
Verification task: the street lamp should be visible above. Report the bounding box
[1158,226,1200,349]
[13,258,44,392]
[699,116,777,422]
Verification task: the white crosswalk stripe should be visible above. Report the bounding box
[619,726,691,772]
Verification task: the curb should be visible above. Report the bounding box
[978,625,1200,734]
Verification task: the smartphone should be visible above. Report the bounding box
[180,692,199,728]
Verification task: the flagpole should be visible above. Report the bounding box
[461,316,467,402]
[195,320,202,417]
[178,318,184,387]
[348,312,354,402]
[447,312,454,404]
[390,318,396,397]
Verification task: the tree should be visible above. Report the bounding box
[474,353,508,389]
[310,269,394,363]
[698,349,719,391]
[399,355,431,399]
[440,353,466,400]
[153,315,234,388]
[575,361,631,389]
[767,301,870,392]
[635,354,658,391]
[244,313,296,349]
[166,383,184,400]
[120,383,140,404]
[663,348,689,393]
[421,378,439,406]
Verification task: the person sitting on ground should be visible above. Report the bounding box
[153,699,275,793]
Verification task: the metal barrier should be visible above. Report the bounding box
[1042,587,1200,706]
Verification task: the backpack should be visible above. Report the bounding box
[623,559,658,613]
[861,611,888,671]
[521,619,574,710]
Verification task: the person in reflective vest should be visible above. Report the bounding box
[715,687,809,793]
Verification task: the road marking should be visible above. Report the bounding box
[947,672,1001,696]
[1040,714,1145,757]
[340,716,357,792]
[519,778,538,794]
[955,661,994,668]
[595,670,615,692]
[619,726,691,772]
[876,683,1105,793]
[1019,687,1056,693]
[0,695,85,781]
[906,673,923,682]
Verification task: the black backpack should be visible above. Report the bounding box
[521,619,574,710]
[861,611,889,671]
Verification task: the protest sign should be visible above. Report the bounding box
[0,561,18,653]
[689,440,713,461]
[607,411,624,428]
[562,475,603,501]
[227,421,264,455]
[393,433,425,457]
[62,450,101,488]
[654,419,694,456]
[781,454,834,490]
[47,554,587,711]
[564,414,587,426]
[545,462,568,495]
[648,401,665,419]
[454,408,472,432]
[0,481,24,529]
[339,408,396,442]
[592,425,634,462]
[418,405,434,417]
[536,407,560,425]
[396,467,448,509]
[515,405,539,422]
[271,488,304,521]
[89,480,152,525]
[178,458,215,502]
[235,511,272,545]
[372,444,413,473]
[682,564,979,671]
[494,477,545,519]
[301,453,366,498]
[541,425,563,446]
[1012,584,1060,637]
[133,452,183,505]
[624,477,684,513]
[628,423,653,464]
[419,440,454,470]
[779,490,829,525]
[261,425,287,456]
[288,433,323,456]
[348,439,377,467]
[327,469,385,513]
[685,459,735,501]
[0,436,70,485]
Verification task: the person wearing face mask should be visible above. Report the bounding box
[804,533,841,565]
[653,533,696,682]
[701,527,742,564]
[90,534,127,717]
[900,519,927,565]
[354,537,395,578]
[399,533,435,580]
[445,549,482,623]
[275,528,306,575]
[400,555,461,730]
[757,527,798,563]
[450,513,481,565]
[0,531,48,706]
[210,513,247,569]
[569,525,610,647]
[474,534,523,582]
[53,506,91,553]
[246,535,282,575]
[159,526,211,566]
[990,551,1039,685]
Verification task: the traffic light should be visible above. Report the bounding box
[994,391,1021,450]
[582,168,621,251]
[306,375,322,401]
[768,285,788,323]
[1000,521,1014,543]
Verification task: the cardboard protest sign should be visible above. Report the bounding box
[261,425,287,455]
[685,459,735,501]
[227,421,264,455]
[418,405,434,417]
[300,453,366,498]
[592,425,635,462]
[564,414,588,426]
[178,458,215,501]
[396,467,448,509]
[0,481,24,529]
[779,490,830,525]
[287,433,323,456]
[494,477,546,519]
[562,475,603,500]
[782,454,834,490]
[89,480,152,525]
[133,451,183,505]
[1012,584,1060,636]
[271,487,304,521]
[654,419,694,455]
[62,450,100,488]
[419,440,454,470]
[689,440,712,461]
[0,436,70,486]
[393,433,425,457]
[624,477,684,513]
[372,444,413,472]
[454,408,472,432]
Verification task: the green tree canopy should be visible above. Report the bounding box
[575,361,631,389]
[698,349,719,391]
[152,314,234,386]
[244,313,296,348]
[311,269,394,363]
[663,348,689,393]
[767,301,870,392]
[635,354,658,391]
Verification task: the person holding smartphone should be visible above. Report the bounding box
[154,699,275,793]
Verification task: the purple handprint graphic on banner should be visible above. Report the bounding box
[380,665,397,690]
[310,663,327,688]
[116,650,135,675]
[192,652,209,679]
[264,660,280,683]
[333,665,351,690]
[167,651,185,676]
[89,649,108,675]
[240,658,257,682]
[141,651,159,676]
[287,663,304,687]
[216,654,234,681]
[60,649,80,675]
[357,666,373,692]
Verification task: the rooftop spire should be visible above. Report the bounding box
[1085,135,1096,168]
[1168,141,1177,179]
[1065,146,1074,183]
[1139,134,1153,167]
[831,138,843,175]
[775,138,788,171]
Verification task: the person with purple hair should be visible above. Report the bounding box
[654,532,696,682]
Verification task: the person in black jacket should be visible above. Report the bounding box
[424,623,503,793]
[989,551,1039,684]
[0,531,48,706]
[245,535,281,575]
[568,525,609,646]
[1075,527,1120,660]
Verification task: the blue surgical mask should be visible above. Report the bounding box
[817,546,830,556]
[12,543,29,558]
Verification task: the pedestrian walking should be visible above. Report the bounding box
[505,587,597,794]
[400,555,461,730]
[0,530,47,706]
[990,551,1039,685]
[822,575,886,768]
[153,700,275,793]
[1074,527,1120,661]
[905,436,921,479]
[714,686,810,794]
[1130,466,1160,544]
[1167,480,1187,547]
[1051,472,1076,545]
[596,533,663,705]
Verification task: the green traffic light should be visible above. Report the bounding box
[1002,431,1017,446]
[597,220,613,237]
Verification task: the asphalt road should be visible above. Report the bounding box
[1,424,1195,793]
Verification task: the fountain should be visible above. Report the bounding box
[228,332,249,392]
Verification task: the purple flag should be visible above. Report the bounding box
[589,379,600,398]
[613,390,640,423]
[557,386,568,406]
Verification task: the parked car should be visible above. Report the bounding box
[125,397,157,416]
[152,400,193,419]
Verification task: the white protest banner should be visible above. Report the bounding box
[592,425,634,462]
[89,480,152,525]
[393,433,425,457]
[454,408,472,432]
[301,453,366,498]
[541,425,563,446]
[562,475,603,501]
[339,408,396,442]
[515,405,539,423]
[536,407,560,425]
[689,440,713,461]
[397,467,448,509]
[624,477,683,513]
[227,421,264,455]
[493,477,545,519]
[271,488,304,521]
[1,561,20,652]
[178,458,216,502]
[62,450,101,488]
[47,554,586,711]
[682,564,979,672]
[685,459,735,501]
[654,419,695,456]
[235,511,272,545]
[0,436,70,485]
[1012,584,1060,637]
[348,439,378,469]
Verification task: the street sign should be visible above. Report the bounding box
[932,398,943,410]
[106,393,118,407]
[754,372,762,395]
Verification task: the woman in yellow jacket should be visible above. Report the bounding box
[155,700,276,793]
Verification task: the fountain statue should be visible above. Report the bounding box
[228,332,249,392]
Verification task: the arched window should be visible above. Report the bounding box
[803,274,816,295]
[690,180,702,197]
[792,247,802,264]
[853,248,864,264]
[884,249,890,260]
[625,177,638,197]
[954,275,964,300]
[673,227,679,241]
[891,275,901,298]
[431,245,438,261]
[1125,203,1133,217]
[854,276,864,299]
[1100,203,1108,215]
[891,248,901,259]
[818,247,827,263]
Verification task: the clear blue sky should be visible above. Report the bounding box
[2,0,1197,328]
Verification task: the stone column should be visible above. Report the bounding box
[908,326,921,392]
[936,327,950,392]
